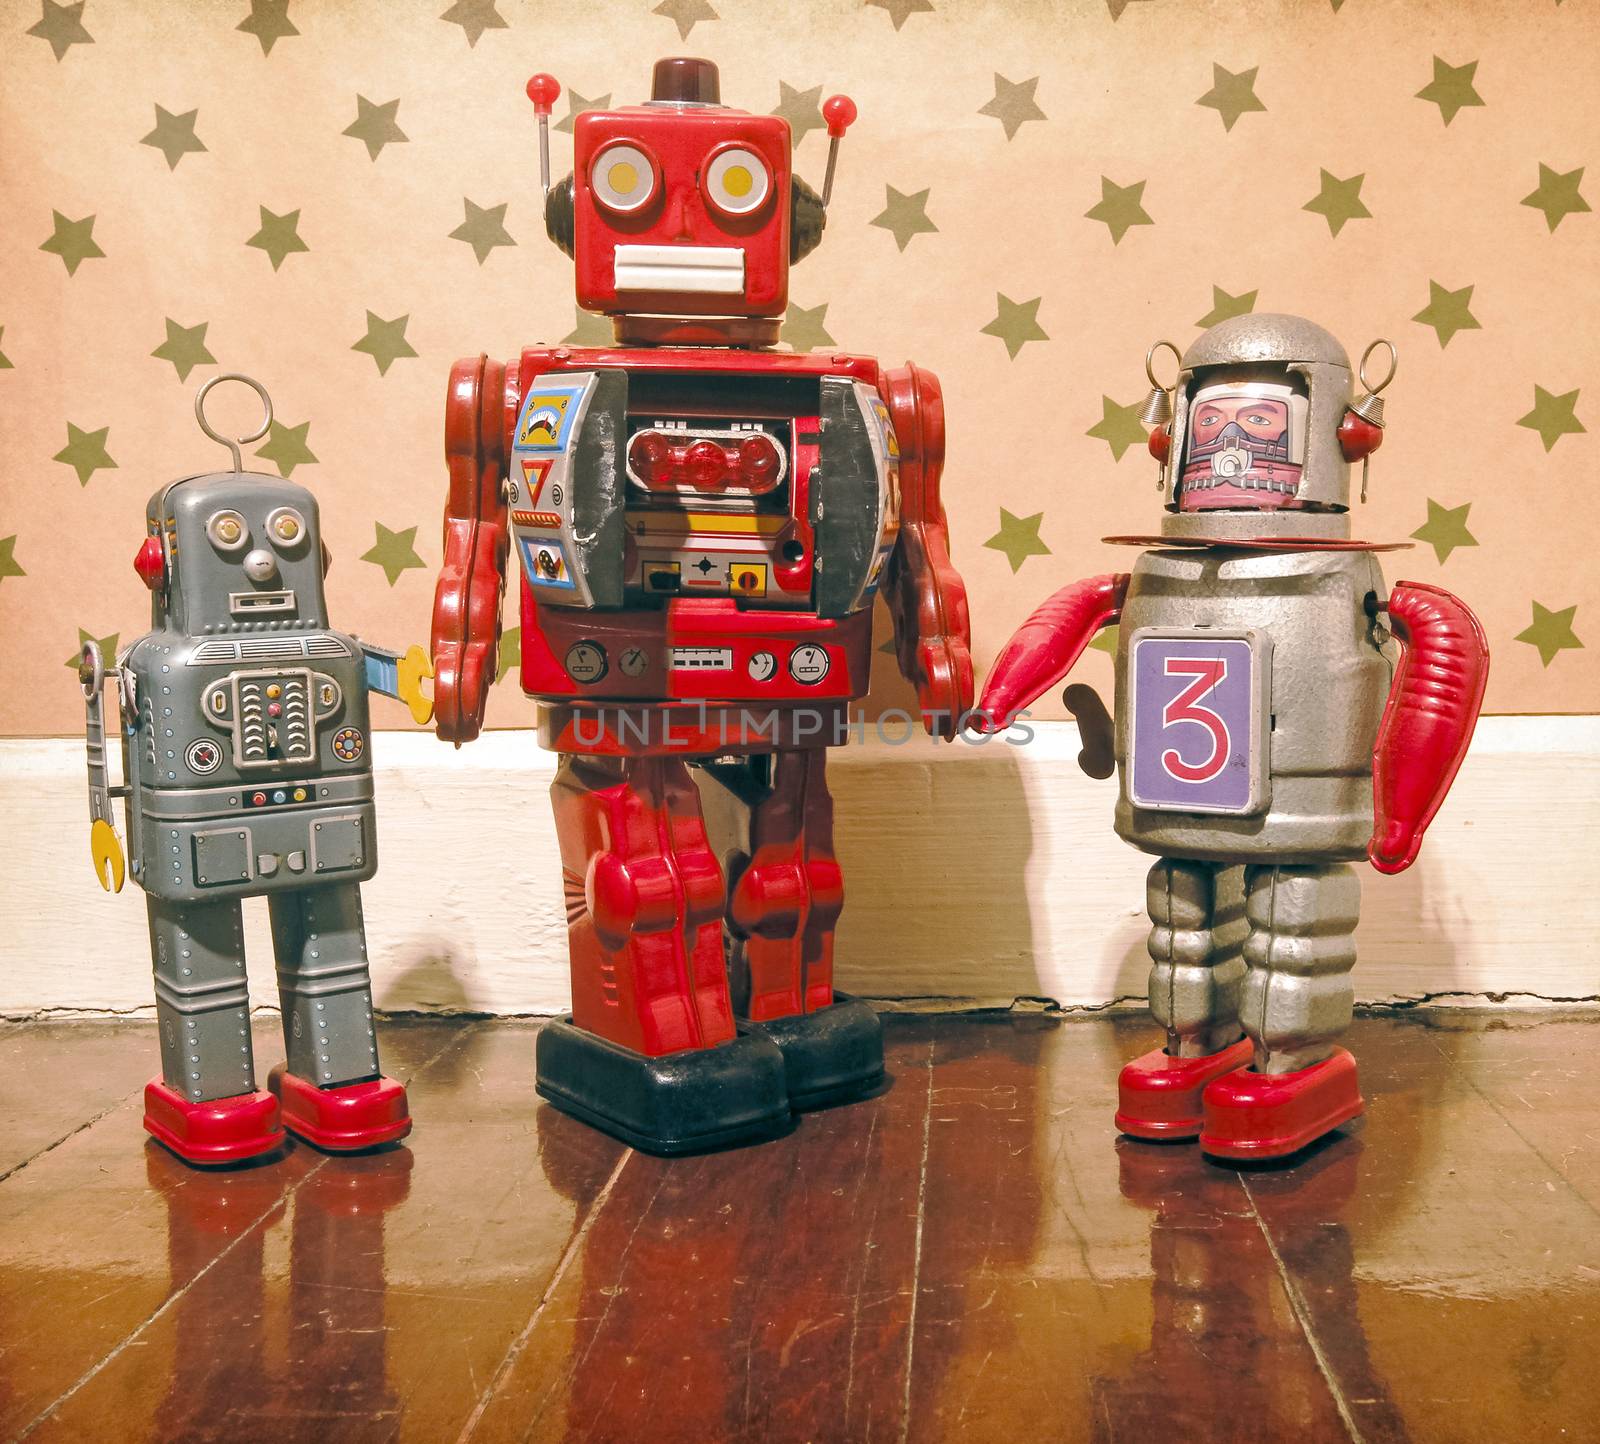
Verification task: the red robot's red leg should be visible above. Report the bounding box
[729,747,843,1021]
[538,753,790,1155]
[724,748,884,1111]
[552,753,735,1056]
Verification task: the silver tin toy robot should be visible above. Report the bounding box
[980,315,1490,1161]
[81,375,433,1165]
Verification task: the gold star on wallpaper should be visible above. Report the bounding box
[1521,164,1590,232]
[984,509,1050,573]
[1302,169,1370,237]
[0,327,12,369]
[27,0,92,61]
[352,312,419,377]
[979,74,1046,141]
[1086,397,1147,460]
[1085,177,1152,244]
[0,536,25,585]
[555,89,611,136]
[140,105,206,170]
[562,307,612,345]
[451,199,515,263]
[343,96,407,161]
[54,423,117,486]
[1196,285,1257,328]
[237,0,298,56]
[151,319,216,382]
[783,302,835,353]
[981,294,1048,360]
[1416,56,1484,126]
[65,629,119,672]
[39,211,104,276]
[1089,624,1120,656]
[653,0,717,40]
[246,205,308,270]
[1517,385,1585,451]
[773,81,825,145]
[867,0,933,29]
[1105,0,1150,17]
[440,0,507,47]
[256,418,317,477]
[871,185,938,251]
[1195,63,1265,132]
[1515,601,1583,667]
[1412,280,1481,348]
[1410,499,1478,564]
[496,625,521,684]
[362,523,426,586]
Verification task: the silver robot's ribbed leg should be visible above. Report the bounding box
[1241,864,1361,1075]
[1146,858,1245,1057]
[269,883,381,1088]
[147,895,255,1103]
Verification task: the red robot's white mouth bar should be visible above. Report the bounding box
[612,244,745,294]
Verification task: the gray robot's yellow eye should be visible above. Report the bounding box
[207,510,249,552]
[266,507,307,548]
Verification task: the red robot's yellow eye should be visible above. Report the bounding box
[590,141,659,214]
[702,145,772,218]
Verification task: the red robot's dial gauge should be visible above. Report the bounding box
[703,144,772,218]
[590,142,660,214]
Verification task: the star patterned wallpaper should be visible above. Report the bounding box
[2,0,1595,734]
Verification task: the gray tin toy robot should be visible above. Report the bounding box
[81,374,432,1165]
[981,315,1489,1162]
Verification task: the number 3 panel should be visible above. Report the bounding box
[1128,628,1271,816]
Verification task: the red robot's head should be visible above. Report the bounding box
[535,59,855,335]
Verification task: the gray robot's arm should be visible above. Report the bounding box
[78,642,129,893]
[358,641,435,725]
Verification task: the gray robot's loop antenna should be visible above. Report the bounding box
[1358,338,1398,396]
[77,637,105,697]
[194,373,274,473]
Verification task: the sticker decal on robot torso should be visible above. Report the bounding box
[1128,629,1270,815]
[510,375,602,604]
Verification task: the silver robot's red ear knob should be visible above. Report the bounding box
[134,536,166,590]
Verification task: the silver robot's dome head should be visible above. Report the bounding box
[1168,312,1357,517]
[143,472,329,635]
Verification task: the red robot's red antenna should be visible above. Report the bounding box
[526,73,562,196]
[820,95,857,207]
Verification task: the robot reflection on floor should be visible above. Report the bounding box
[430,58,972,1153]
[82,375,432,1165]
[980,315,1489,1161]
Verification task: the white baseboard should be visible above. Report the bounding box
[3,718,1595,1017]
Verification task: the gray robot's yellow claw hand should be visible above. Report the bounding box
[78,640,128,893]
[397,644,435,726]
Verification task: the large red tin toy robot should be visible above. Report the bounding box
[431,58,971,1153]
[979,315,1489,1162]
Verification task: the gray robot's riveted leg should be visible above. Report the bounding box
[1146,858,1246,1058]
[1240,863,1361,1075]
[147,896,256,1103]
[269,883,381,1088]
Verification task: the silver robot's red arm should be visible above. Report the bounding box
[431,354,511,745]
[977,573,1131,732]
[1369,581,1490,874]
[881,363,974,739]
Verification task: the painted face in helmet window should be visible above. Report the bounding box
[1178,380,1309,512]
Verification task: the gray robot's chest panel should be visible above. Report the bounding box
[121,628,375,902]
[1112,547,1392,861]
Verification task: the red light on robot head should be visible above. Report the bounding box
[1147,427,1172,465]
[1338,410,1384,462]
[134,536,166,590]
[526,73,561,116]
[822,95,857,139]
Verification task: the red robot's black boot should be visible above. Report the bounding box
[722,749,885,1110]
[536,754,789,1154]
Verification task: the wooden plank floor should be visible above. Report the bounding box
[1,1012,1596,1443]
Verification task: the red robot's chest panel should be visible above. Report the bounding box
[509,347,899,710]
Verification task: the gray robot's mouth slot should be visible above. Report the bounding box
[229,590,296,615]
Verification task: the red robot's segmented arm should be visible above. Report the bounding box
[977,573,1131,731]
[431,354,513,744]
[881,364,974,739]
[1369,581,1489,874]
